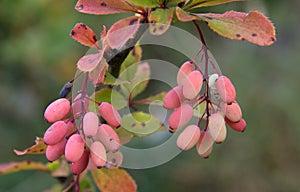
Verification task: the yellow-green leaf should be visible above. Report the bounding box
[197,10,276,46]
[121,112,164,136]
[132,91,167,105]
[91,88,128,110]
[125,0,160,8]
[184,0,241,10]
[149,8,174,35]
[14,137,47,155]
[91,168,137,192]
[115,127,135,145]
[119,45,142,81]
[0,161,48,175]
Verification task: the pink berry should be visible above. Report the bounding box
[46,138,67,162]
[72,94,89,119]
[208,113,227,143]
[182,70,203,100]
[176,125,200,150]
[70,150,89,175]
[97,124,120,152]
[90,141,107,168]
[44,98,70,123]
[83,112,99,137]
[177,61,195,85]
[65,133,85,163]
[98,102,121,128]
[65,119,77,137]
[44,121,68,145]
[163,86,184,110]
[168,104,193,132]
[215,76,236,104]
[196,131,214,158]
[225,101,242,122]
[225,118,246,132]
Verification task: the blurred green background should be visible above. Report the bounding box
[1,0,300,191]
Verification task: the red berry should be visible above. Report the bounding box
[44,98,70,123]
[65,133,85,163]
[183,70,203,99]
[97,124,120,152]
[225,101,242,122]
[168,104,193,132]
[72,94,89,119]
[163,86,184,110]
[177,61,195,85]
[44,121,68,145]
[83,112,99,137]
[70,150,89,175]
[196,131,214,158]
[215,76,236,104]
[177,125,200,150]
[225,118,246,132]
[90,141,107,168]
[208,113,227,143]
[98,102,121,128]
[65,119,77,137]
[46,138,67,162]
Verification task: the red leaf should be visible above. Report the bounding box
[71,23,98,47]
[77,51,104,72]
[91,168,137,192]
[197,10,276,46]
[107,16,141,49]
[0,161,48,175]
[14,137,47,155]
[75,0,137,15]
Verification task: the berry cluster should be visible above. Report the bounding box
[43,96,122,175]
[163,60,246,158]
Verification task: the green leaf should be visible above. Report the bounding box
[149,8,174,35]
[75,0,137,15]
[91,168,137,192]
[119,45,142,81]
[121,112,164,136]
[107,16,141,49]
[91,88,128,110]
[184,0,241,10]
[14,137,47,155]
[0,161,48,175]
[193,101,206,118]
[197,10,276,46]
[103,71,129,85]
[125,0,160,8]
[132,91,167,105]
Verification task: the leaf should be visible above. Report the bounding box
[77,51,104,72]
[14,137,47,155]
[115,127,134,145]
[125,0,160,8]
[176,7,197,22]
[197,10,276,46]
[149,8,174,35]
[121,112,164,136]
[70,23,98,47]
[103,71,129,85]
[133,91,167,105]
[107,16,141,49]
[91,168,137,192]
[0,161,48,175]
[91,88,128,110]
[75,0,137,15]
[184,0,241,10]
[119,45,142,80]
[89,58,108,85]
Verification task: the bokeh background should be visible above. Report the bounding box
[1,0,299,191]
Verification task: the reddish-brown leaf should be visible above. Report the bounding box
[75,0,137,15]
[0,161,48,175]
[77,51,104,72]
[14,137,47,155]
[71,23,98,47]
[107,16,141,49]
[89,58,108,85]
[91,168,137,192]
[197,10,276,46]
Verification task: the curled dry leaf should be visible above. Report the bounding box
[14,137,47,155]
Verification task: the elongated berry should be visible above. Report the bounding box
[44,121,68,145]
[72,94,89,119]
[83,112,99,137]
[183,70,203,100]
[163,86,184,110]
[225,118,246,132]
[196,131,214,158]
[46,138,67,162]
[70,150,89,175]
[177,61,195,85]
[90,141,107,168]
[105,151,123,168]
[44,98,70,123]
[225,101,242,122]
[65,119,77,137]
[208,113,226,143]
[215,76,236,104]
[98,102,121,128]
[97,124,120,152]
[168,104,193,132]
[65,133,85,163]
[177,125,200,150]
